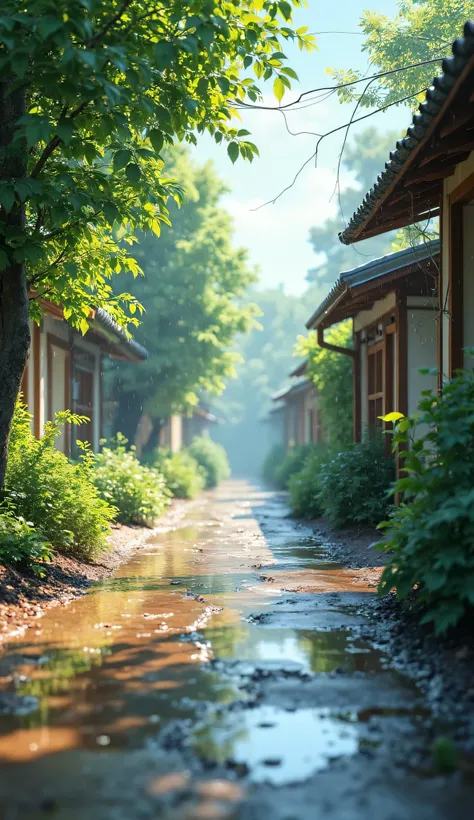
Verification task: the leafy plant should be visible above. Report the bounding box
[93,434,170,524]
[377,365,474,634]
[262,444,287,485]
[288,446,328,518]
[0,502,52,576]
[5,402,114,559]
[273,444,316,490]
[317,435,394,527]
[149,448,205,500]
[297,322,354,450]
[188,435,230,489]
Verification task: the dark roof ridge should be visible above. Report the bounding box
[306,239,440,329]
[339,20,474,245]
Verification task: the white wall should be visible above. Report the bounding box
[354,291,396,333]
[407,308,438,417]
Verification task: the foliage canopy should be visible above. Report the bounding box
[0,0,315,329]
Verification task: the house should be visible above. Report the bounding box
[338,20,474,386]
[306,242,440,442]
[159,406,222,453]
[20,301,148,455]
[271,362,322,450]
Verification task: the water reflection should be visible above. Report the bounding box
[0,482,382,767]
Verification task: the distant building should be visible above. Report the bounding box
[270,361,322,451]
[21,301,148,455]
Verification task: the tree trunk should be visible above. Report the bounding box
[0,81,30,489]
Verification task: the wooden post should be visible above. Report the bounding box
[395,285,408,484]
[449,201,464,376]
[353,330,361,443]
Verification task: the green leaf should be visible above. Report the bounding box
[56,119,74,145]
[0,184,15,213]
[148,129,164,154]
[227,142,239,164]
[184,98,199,117]
[0,249,9,271]
[113,149,132,172]
[154,41,176,70]
[278,2,292,21]
[125,163,141,184]
[378,411,405,423]
[103,202,119,226]
[273,77,285,103]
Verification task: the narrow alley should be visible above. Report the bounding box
[0,481,472,819]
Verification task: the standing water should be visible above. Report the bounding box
[0,481,472,819]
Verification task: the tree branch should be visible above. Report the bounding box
[87,0,134,47]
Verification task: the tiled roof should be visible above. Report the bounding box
[93,308,149,361]
[306,239,440,329]
[339,21,474,245]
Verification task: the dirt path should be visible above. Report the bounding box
[0,481,472,819]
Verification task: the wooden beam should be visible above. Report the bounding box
[353,330,361,443]
[33,322,41,438]
[449,201,464,376]
[419,136,474,167]
[405,165,459,186]
[395,285,408,417]
[440,107,474,139]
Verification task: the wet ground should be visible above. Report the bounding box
[0,481,473,819]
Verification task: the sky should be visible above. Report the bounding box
[191,0,405,294]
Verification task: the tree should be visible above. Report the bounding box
[297,321,353,450]
[307,128,400,286]
[0,0,316,486]
[330,1,472,111]
[111,146,258,444]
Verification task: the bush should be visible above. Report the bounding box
[288,445,328,518]
[150,449,205,499]
[188,435,230,489]
[93,434,170,524]
[273,444,315,490]
[317,435,394,527]
[5,403,114,560]
[378,366,474,634]
[262,444,286,485]
[0,503,52,576]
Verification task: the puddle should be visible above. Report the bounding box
[192,704,359,784]
[0,483,390,769]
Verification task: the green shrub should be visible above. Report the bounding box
[93,434,170,524]
[273,444,315,490]
[188,435,230,489]
[0,503,52,576]
[150,449,205,499]
[262,444,286,485]
[317,435,394,527]
[378,366,474,634]
[5,403,114,560]
[288,446,328,518]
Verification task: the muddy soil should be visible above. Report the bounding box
[0,481,472,820]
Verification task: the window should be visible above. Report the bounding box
[368,341,384,430]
